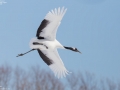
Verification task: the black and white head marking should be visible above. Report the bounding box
[64,46,82,53]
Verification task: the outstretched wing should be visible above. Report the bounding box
[36,7,67,40]
[37,49,70,78]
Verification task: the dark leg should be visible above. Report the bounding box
[16,49,35,57]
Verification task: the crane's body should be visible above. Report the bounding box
[17,7,81,78]
[29,37,64,50]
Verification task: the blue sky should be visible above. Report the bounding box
[0,0,120,80]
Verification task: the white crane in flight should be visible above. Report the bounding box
[17,7,81,78]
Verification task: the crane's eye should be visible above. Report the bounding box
[75,48,77,50]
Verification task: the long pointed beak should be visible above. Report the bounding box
[77,50,82,54]
[78,51,82,54]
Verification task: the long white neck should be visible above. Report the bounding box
[55,39,65,49]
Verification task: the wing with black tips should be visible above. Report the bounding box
[37,49,70,78]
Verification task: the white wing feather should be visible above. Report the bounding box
[40,7,67,40]
[41,49,70,78]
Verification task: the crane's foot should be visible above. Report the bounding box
[16,53,24,57]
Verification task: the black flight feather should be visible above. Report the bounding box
[36,19,50,39]
[37,49,53,65]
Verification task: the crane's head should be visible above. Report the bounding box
[71,47,82,54]
[64,46,82,54]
